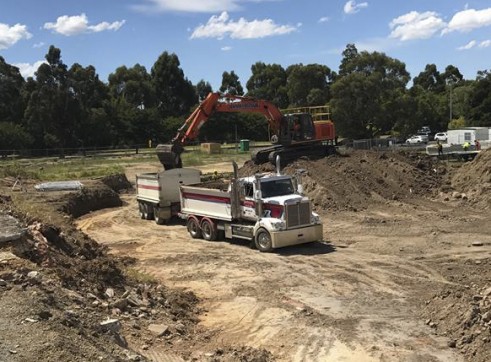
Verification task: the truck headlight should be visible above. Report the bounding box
[270,220,286,231]
[311,214,321,224]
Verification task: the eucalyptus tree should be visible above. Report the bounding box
[220,70,244,96]
[286,63,334,107]
[331,49,410,138]
[151,52,197,119]
[246,62,288,108]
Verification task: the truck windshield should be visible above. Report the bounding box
[260,179,294,198]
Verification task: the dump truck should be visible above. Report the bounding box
[179,159,323,252]
[136,168,201,224]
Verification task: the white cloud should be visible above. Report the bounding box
[389,11,446,41]
[443,8,491,34]
[457,40,477,50]
[479,39,491,48]
[0,23,32,50]
[318,16,330,23]
[133,0,242,13]
[190,11,297,39]
[221,46,232,51]
[344,1,368,15]
[13,60,47,78]
[44,14,125,36]
[33,42,45,48]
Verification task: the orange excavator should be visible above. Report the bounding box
[156,92,336,169]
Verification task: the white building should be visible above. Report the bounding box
[447,127,490,145]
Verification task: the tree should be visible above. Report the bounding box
[0,122,32,151]
[286,64,334,107]
[108,64,155,108]
[220,71,244,95]
[331,51,410,138]
[246,62,288,108]
[338,43,359,77]
[151,52,197,119]
[442,65,464,85]
[196,80,213,101]
[467,70,491,126]
[413,64,445,93]
[24,46,75,151]
[0,57,25,124]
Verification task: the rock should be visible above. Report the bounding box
[38,310,52,320]
[27,271,39,279]
[483,287,491,297]
[175,322,186,334]
[112,333,128,348]
[447,339,457,348]
[99,319,121,333]
[87,293,98,300]
[482,311,491,323]
[111,298,128,311]
[0,279,7,286]
[473,295,483,301]
[126,294,143,307]
[452,192,462,199]
[471,241,484,247]
[148,324,169,337]
[105,288,115,298]
[25,317,38,323]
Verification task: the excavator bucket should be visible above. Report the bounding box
[155,143,183,170]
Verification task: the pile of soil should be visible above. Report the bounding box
[422,259,491,361]
[240,150,443,212]
[448,149,491,209]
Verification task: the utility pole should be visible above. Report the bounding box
[449,82,453,123]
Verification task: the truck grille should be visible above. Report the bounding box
[285,200,310,228]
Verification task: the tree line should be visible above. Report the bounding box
[1,44,490,154]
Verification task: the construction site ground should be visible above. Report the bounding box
[1,149,490,362]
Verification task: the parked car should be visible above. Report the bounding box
[434,132,447,142]
[406,135,427,144]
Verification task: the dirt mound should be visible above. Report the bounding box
[100,173,133,192]
[61,183,123,218]
[450,149,491,209]
[423,258,491,362]
[240,150,443,211]
[202,346,274,361]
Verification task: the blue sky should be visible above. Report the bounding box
[1,0,491,90]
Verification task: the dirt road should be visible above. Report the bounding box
[77,187,490,361]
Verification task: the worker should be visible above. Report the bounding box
[463,141,470,152]
[436,140,443,157]
[475,139,481,151]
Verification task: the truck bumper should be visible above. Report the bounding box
[270,224,323,249]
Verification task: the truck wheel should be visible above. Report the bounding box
[138,202,145,219]
[154,207,165,225]
[145,204,154,220]
[201,218,218,241]
[255,228,273,252]
[187,216,202,239]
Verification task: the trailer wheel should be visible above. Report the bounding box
[187,216,202,239]
[138,202,145,219]
[154,207,165,225]
[145,204,154,220]
[255,228,273,252]
[201,218,218,241]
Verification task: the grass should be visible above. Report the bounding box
[0,146,253,181]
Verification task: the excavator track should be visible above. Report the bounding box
[252,142,336,166]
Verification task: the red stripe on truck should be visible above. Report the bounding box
[137,184,161,191]
[182,192,230,204]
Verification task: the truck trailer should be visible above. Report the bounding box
[136,168,201,224]
[179,161,323,252]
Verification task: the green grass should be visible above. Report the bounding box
[0,146,253,181]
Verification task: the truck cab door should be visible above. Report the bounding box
[240,182,257,220]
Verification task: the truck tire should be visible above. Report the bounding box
[145,204,154,220]
[201,218,218,241]
[154,207,165,225]
[187,216,202,239]
[255,228,273,252]
[138,202,145,219]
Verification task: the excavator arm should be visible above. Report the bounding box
[157,92,286,169]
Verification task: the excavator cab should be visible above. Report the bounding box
[283,113,315,143]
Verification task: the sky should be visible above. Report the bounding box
[1,0,491,90]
